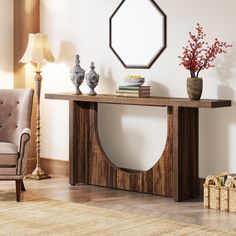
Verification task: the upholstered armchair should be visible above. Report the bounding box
[0,89,34,201]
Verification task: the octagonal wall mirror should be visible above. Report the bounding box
[109,0,167,69]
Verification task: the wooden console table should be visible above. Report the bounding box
[45,93,231,201]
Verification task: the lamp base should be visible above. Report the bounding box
[25,166,51,180]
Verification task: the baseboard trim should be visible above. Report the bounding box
[27,157,69,177]
[199,178,205,199]
[26,158,36,174]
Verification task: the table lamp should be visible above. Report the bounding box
[20,33,55,180]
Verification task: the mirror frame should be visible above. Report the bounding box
[109,0,167,69]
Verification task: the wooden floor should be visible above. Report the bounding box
[1,176,236,232]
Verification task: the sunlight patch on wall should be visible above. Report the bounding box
[0,0,13,88]
[0,71,13,88]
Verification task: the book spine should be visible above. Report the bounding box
[119,86,150,90]
[116,93,150,98]
[116,89,150,94]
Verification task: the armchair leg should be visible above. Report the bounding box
[21,180,26,191]
[15,180,21,202]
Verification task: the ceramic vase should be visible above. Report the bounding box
[70,55,85,95]
[187,77,203,100]
[86,62,99,96]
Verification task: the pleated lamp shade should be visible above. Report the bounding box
[20,33,55,64]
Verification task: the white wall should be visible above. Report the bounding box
[40,0,236,177]
[0,0,13,88]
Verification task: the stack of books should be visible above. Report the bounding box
[116,85,150,98]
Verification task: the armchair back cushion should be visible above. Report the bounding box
[0,89,34,145]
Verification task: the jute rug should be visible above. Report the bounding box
[0,198,234,236]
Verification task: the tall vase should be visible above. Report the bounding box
[70,54,85,95]
[187,77,203,100]
[86,62,99,96]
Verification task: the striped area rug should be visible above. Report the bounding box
[0,198,234,235]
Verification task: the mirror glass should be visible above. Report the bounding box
[110,0,166,69]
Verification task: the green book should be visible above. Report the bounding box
[118,85,150,90]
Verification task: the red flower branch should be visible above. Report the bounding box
[179,23,232,78]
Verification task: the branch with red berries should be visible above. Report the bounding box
[179,23,232,78]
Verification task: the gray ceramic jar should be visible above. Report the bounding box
[86,62,99,96]
[70,55,85,95]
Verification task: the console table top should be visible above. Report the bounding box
[45,93,231,108]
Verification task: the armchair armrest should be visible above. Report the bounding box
[17,128,31,175]
[18,128,31,156]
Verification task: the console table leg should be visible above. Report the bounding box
[69,101,77,185]
[69,101,91,185]
[172,107,199,201]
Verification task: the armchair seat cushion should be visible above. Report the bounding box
[0,142,18,167]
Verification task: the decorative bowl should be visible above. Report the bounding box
[124,76,145,86]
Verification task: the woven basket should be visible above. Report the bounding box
[204,175,236,212]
